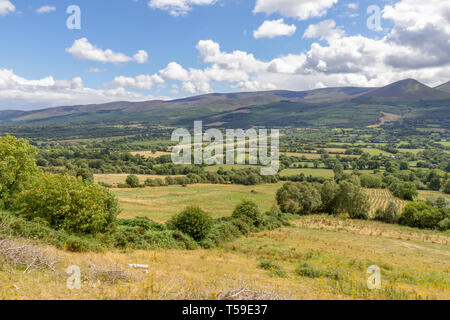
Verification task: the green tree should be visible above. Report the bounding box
[0,135,41,209]
[13,173,119,234]
[276,182,321,215]
[232,200,263,226]
[337,181,370,220]
[126,174,140,188]
[168,206,213,241]
[443,180,450,194]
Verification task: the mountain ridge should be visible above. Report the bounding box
[0,79,449,128]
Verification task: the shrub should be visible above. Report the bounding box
[276,182,321,215]
[374,201,400,224]
[399,202,446,229]
[296,263,322,278]
[12,173,119,234]
[390,182,418,201]
[231,200,263,226]
[443,180,450,194]
[126,175,140,188]
[168,206,213,241]
[438,218,450,231]
[0,135,41,209]
[360,174,382,188]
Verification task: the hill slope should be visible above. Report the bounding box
[0,79,449,128]
[435,81,450,93]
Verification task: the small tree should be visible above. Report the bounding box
[126,174,140,188]
[374,201,400,224]
[13,173,119,234]
[443,180,450,194]
[0,135,41,209]
[168,206,213,241]
[232,200,263,226]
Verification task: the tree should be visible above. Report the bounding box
[232,200,263,226]
[0,135,41,209]
[399,202,444,229]
[126,174,140,188]
[319,181,340,215]
[443,180,450,194]
[428,176,441,191]
[276,182,321,215]
[168,206,213,241]
[13,173,119,234]
[337,181,370,220]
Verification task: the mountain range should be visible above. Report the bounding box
[0,79,449,128]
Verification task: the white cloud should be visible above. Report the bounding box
[111,74,164,90]
[347,3,358,10]
[133,50,149,64]
[148,0,216,16]
[254,0,338,20]
[36,6,56,14]
[159,62,190,81]
[0,0,15,16]
[253,19,296,39]
[303,19,344,42]
[66,38,148,64]
[0,69,165,110]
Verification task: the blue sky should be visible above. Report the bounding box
[0,0,449,110]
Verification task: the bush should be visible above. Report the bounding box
[168,206,213,241]
[360,174,382,188]
[443,180,450,194]
[374,201,400,224]
[126,175,140,188]
[0,135,41,209]
[12,173,119,234]
[390,182,418,201]
[399,202,446,229]
[438,218,450,231]
[296,263,322,278]
[231,200,263,226]
[276,182,321,215]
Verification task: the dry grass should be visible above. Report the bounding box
[94,174,183,187]
[129,151,171,158]
[1,216,448,300]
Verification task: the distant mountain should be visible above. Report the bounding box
[0,79,449,128]
[435,81,450,93]
[355,79,450,101]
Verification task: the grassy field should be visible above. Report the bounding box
[1,215,448,300]
[113,183,282,222]
[94,174,183,187]
[129,151,171,158]
[280,168,335,178]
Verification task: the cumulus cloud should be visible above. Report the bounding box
[111,74,164,90]
[254,0,338,20]
[253,19,296,39]
[0,69,164,110]
[36,6,56,14]
[303,19,344,42]
[148,0,216,16]
[66,38,148,64]
[0,0,15,16]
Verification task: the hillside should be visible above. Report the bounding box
[435,81,450,93]
[0,79,449,128]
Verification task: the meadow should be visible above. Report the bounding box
[1,214,448,300]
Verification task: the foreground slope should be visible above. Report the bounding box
[1,215,448,300]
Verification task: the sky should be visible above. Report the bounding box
[0,0,449,110]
